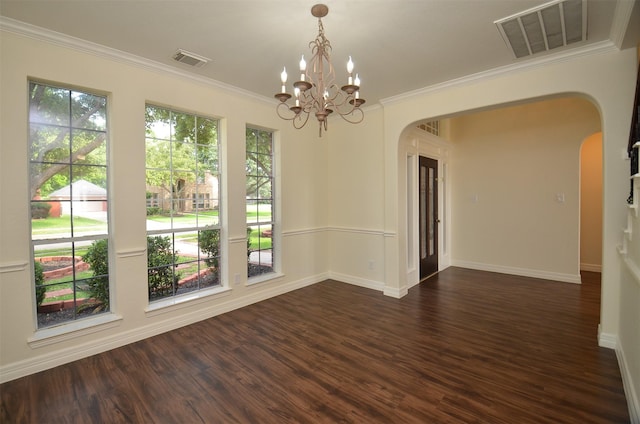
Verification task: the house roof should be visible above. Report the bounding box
[49,180,106,199]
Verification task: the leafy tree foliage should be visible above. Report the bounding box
[246,128,273,200]
[29,83,107,199]
[145,106,219,211]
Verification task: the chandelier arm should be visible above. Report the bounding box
[276,102,299,121]
[337,107,365,125]
[293,111,310,129]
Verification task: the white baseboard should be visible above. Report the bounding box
[327,271,385,292]
[580,262,602,272]
[328,271,410,298]
[598,324,618,349]
[452,260,582,284]
[617,339,640,423]
[383,285,409,299]
[0,273,327,384]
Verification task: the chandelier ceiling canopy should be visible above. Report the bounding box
[275,4,365,137]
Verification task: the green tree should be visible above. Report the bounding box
[145,106,219,212]
[245,128,273,199]
[29,83,107,199]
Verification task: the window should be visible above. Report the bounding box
[417,120,440,136]
[246,127,275,278]
[29,81,110,328]
[145,105,221,302]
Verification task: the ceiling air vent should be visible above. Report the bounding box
[495,0,587,58]
[172,49,210,67]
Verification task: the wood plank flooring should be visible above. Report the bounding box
[0,267,630,423]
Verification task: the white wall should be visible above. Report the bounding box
[448,97,600,282]
[580,132,603,272]
[0,29,328,382]
[326,106,386,291]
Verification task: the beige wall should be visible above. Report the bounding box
[580,132,603,271]
[326,106,387,290]
[448,97,600,282]
[0,29,327,381]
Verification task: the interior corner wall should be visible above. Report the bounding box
[326,106,387,291]
[448,97,600,282]
[580,132,603,272]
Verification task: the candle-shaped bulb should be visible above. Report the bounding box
[294,87,300,106]
[299,55,306,81]
[280,67,287,93]
[354,73,360,87]
[347,56,354,85]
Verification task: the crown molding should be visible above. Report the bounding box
[0,17,274,106]
[380,40,619,106]
[610,0,637,48]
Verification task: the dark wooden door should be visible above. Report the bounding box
[419,156,438,279]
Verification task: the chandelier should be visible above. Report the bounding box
[274,4,365,137]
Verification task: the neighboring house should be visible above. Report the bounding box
[48,179,107,217]
[146,171,219,213]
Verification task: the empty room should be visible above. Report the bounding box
[1,0,639,422]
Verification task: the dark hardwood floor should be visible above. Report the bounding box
[0,268,629,423]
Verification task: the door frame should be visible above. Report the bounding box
[419,155,439,279]
[405,127,452,289]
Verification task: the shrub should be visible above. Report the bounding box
[199,227,220,270]
[83,239,110,308]
[147,235,180,298]
[146,206,162,216]
[31,202,51,219]
[247,227,253,259]
[34,261,46,306]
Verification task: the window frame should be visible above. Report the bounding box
[144,104,223,307]
[28,80,112,330]
[246,126,278,283]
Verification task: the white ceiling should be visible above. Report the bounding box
[1,0,639,104]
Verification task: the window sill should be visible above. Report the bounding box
[28,313,123,348]
[145,286,232,317]
[247,271,284,286]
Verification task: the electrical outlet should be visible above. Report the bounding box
[368,260,374,270]
[234,273,240,284]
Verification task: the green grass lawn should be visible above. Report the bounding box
[32,216,106,235]
[248,228,272,250]
[147,210,219,225]
[41,270,93,303]
[33,207,272,255]
[34,246,91,258]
